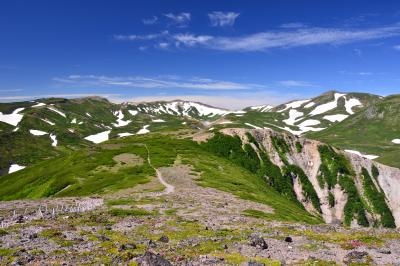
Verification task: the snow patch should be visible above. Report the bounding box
[32,102,46,107]
[250,105,273,112]
[277,99,310,112]
[128,110,138,116]
[40,118,55,125]
[29,129,48,136]
[9,164,26,174]
[152,119,165,122]
[323,114,349,122]
[283,109,303,126]
[245,123,261,129]
[47,107,66,117]
[71,118,77,124]
[86,112,92,117]
[392,139,400,144]
[50,134,57,146]
[344,98,362,114]
[304,102,315,108]
[0,107,25,126]
[118,133,134,137]
[84,130,111,143]
[309,93,346,116]
[137,125,150,135]
[113,110,131,127]
[345,149,379,160]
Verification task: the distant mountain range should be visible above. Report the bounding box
[0,90,399,175]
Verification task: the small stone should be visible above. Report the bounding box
[105,225,112,230]
[28,233,38,240]
[343,251,370,265]
[249,235,268,250]
[284,236,293,243]
[148,239,157,248]
[97,235,110,241]
[248,262,265,266]
[158,235,169,243]
[377,249,391,254]
[223,244,228,249]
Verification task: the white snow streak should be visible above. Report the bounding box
[323,114,349,122]
[47,107,66,117]
[309,93,346,116]
[137,125,150,134]
[29,129,48,136]
[8,164,26,174]
[345,149,379,160]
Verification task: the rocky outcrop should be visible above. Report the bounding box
[218,128,400,228]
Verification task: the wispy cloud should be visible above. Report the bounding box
[0,89,23,92]
[208,11,240,27]
[114,23,400,52]
[53,75,264,90]
[276,80,317,87]
[164,12,191,27]
[142,16,158,25]
[394,44,400,50]
[280,22,307,29]
[0,93,120,102]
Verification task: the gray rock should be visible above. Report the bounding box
[248,262,265,266]
[249,235,268,249]
[343,251,370,265]
[158,235,169,243]
[138,251,172,266]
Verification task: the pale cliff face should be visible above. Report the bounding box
[217,128,400,227]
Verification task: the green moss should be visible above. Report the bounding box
[328,192,335,207]
[108,208,155,217]
[295,141,303,153]
[361,167,395,228]
[371,165,379,179]
[318,145,369,227]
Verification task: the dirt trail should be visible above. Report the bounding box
[145,145,175,195]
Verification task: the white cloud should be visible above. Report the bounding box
[53,75,264,90]
[142,16,158,25]
[0,93,120,101]
[208,11,240,27]
[277,80,316,87]
[164,12,191,27]
[173,34,213,46]
[115,23,400,52]
[394,44,400,50]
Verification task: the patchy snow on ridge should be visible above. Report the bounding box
[118,133,134,138]
[137,125,150,135]
[323,114,349,122]
[0,107,25,126]
[32,102,46,107]
[250,105,273,112]
[8,164,26,174]
[84,130,111,144]
[277,99,310,112]
[29,129,48,136]
[86,112,92,117]
[344,98,362,114]
[283,109,303,126]
[392,139,400,144]
[345,149,379,160]
[71,118,77,124]
[152,119,165,122]
[309,93,346,116]
[245,123,261,129]
[40,118,55,126]
[50,134,57,146]
[47,107,66,117]
[112,110,131,127]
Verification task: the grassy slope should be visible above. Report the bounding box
[0,133,320,224]
[307,94,400,168]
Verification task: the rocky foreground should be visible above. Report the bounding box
[1,163,400,265]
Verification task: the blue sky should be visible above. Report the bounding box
[1,0,400,108]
